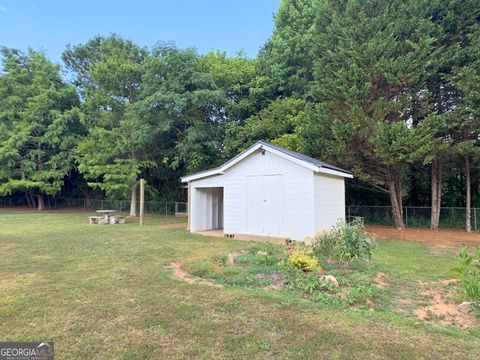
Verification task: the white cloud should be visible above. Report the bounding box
[0,5,7,12]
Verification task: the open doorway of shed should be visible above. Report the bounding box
[194,187,224,233]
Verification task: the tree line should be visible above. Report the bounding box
[0,0,479,231]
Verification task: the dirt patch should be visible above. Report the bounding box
[164,262,222,288]
[412,282,475,329]
[393,278,478,330]
[367,225,480,252]
[396,279,479,330]
[375,272,389,289]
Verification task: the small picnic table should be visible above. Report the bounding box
[96,209,116,218]
[89,210,125,224]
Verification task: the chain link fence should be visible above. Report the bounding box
[0,197,188,216]
[2,196,478,229]
[347,205,479,230]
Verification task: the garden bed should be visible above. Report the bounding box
[173,220,480,333]
[174,243,480,331]
[182,243,381,307]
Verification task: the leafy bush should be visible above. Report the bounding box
[450,247,480,302]
[288,250,322,272]
[346,284,377,305]
[313,218,376,263]
[288,271,323,294]
[283,268,334,295]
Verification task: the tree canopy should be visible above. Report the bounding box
[0,48,82,209]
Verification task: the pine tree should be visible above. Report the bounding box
[306,0,437,228]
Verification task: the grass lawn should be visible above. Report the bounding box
[0,210,479,359]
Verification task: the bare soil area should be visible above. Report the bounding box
[165,262,222,288]
[366,225,480,251]
[409,279,476,329]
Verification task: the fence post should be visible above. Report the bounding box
[165,202,168,216]
[404,207,408,227]
[175,202,178,215]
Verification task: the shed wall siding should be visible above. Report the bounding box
[313,174,345,233]
[190,149,315,240]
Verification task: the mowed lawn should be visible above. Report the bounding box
[0,211,479,359]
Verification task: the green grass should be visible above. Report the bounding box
[0,211,479,359]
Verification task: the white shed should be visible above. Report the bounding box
[181,141,353,241]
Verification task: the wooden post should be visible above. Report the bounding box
[139,179,145,226]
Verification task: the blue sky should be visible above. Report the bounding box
[0,0,280,63]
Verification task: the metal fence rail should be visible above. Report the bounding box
[347,205,479,230]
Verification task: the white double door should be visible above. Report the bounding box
[246,175,284,236]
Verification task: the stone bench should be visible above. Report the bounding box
[108,215,126,224]
[89,216,106,224]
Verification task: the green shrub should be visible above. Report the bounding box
[346,284,377,305]
[313,218,376,263]
[253,251,279,267]
[283,269,324,294]
[450,247,480,303]
[341,273,378,305]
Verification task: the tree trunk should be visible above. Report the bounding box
[37,194,45,211]
[130,183,137,216]
[465,154,471,232]
[25,193,32,208]
[386,168,405,229]
[30,194,36,209]
[430,158,442,230]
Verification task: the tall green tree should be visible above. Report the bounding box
[266,0,317,97]
[453,24,480,231]
[410,0,480,230]
[63,35,148,215]
[225,97,306,153]
[304,0,436,228]
[199,51,274,158]
[0,48,82,210]
[132,45,225,175]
